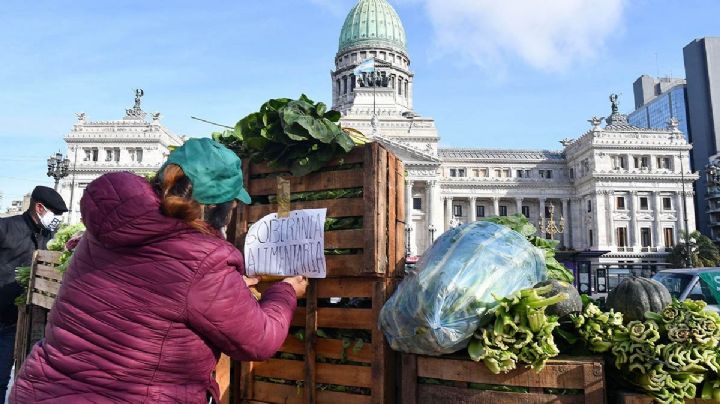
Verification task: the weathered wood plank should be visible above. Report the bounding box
[316,278,374,298]
[416,356,588,389]
[249,147,365,175]
[252,381,372,404]
[394,159,405,275]
[254,359,304,381]
[401,354,418,404]
[324,229,365,250]
[33,278,60,296]
[417,384,584,404]
[30,293,55,310]
[36,250,62,264]
[305,280,318,403]
[247,198,365,221]
[316,362,372,388]
[250,169,365,196]
[386,154,397,279]
[291,307,374,329]
[280,334,373,363]
[35,264,63,281]
[371,280,390,404]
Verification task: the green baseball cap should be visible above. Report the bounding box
[163,137,251,205]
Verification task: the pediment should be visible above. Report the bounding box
[373,136,440,163]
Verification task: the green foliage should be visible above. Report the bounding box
[14,266,31,306]
[46,223,85,251]
[213,95,356,176]
[482,214,574,283]
[668,230,720,268]
[468,284,566,374]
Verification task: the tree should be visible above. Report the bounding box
[667,231,720,268]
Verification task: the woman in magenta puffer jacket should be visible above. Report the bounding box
[11,138,307,403]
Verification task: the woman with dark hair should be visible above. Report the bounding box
[11,138,307,403]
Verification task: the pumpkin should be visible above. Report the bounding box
[534,279,583,318]
[606,276,671,321]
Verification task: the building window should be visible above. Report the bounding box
[83,147,98,162]
[587,200,592,212]
[128,148,143,163]
[476,205,485,218]
[657,157,672,169]
[616,196,626,210]
[472,169,479,177]
[521,206,530,218]
[617,227,628,247]
[449,169,457,177]
[545,205,551,218]
[639,197,649,210]
[453,205,463,217]
[581,159,590,176]
[663,197,672,210]
[589,230,594,247]
[664,228,674,247]
[479,168,488,177]
[503,169,511,177]
[641,227,652,247]
[458,169,466,177]
[105,147,120,162]
[413,197,422,210]
[494,169,502,177]
[569,168,574,179]
[499,206,508,216]
[634,156,650,169]
[539,169,553,179]
[516,169,531,178]
[613,156,627,169]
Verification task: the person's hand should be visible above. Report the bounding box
[243,276,260,287]
[282,276,308,298]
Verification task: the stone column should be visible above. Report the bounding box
[493,197,500,216]
[654,192,663,248]
[469,197,477,222]
[675,191,684,242]
[445,196,453,231]
[605,192,614,247]
[629,191,639,249]
[515,197,523,216]
[405,180,414,226]
[430,180,442,239]
[627,153,634,170]
[562,199,570,248]
[594,192,606,249]
[539,198,546,222]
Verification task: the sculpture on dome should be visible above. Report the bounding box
[609,93,619,115]
[134,89,144,109]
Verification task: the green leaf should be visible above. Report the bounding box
[315,102,327,117]
[324,110,341,122]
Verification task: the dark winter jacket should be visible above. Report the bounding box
[11,172,297,403]
[0,211,52,326]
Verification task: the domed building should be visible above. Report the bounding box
[334,0,698,293]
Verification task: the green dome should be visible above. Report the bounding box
[338,0,406,53]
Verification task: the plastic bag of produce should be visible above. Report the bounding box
[380,221,546,355]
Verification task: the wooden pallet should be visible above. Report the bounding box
[613,391,716,404]
[226,142,406,278]
[231,277,397,404]
[401,354,606,404]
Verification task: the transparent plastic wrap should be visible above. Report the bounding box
[380,221,547,355]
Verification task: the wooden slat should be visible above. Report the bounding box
[583,362,605,404]
[249,146,365,175]
[417,384,584,404]
[238,362,254,404]
[416,357,590,389]
[35,264,63,281]
[316,362,372,388]
[215,354,231,404]
[317,389,372,404]
[386,154,397,279]
[394,160,405,275]
[30,293,55,310]
[305,280,318,403]
[292,308,374,329]
[247,198,365,221]
[280,335,373,363]
[375,146,388,276]
[316,278,374,298]
[254,359,304,381]
[250,169,365,196]
[36,250,62,264]
[325,254,364,277]
[363,143,379,276]
[371,280,390,404]
[253,381,304,404]
[325,229,365,249]
[33,278,60,296]
[401,354,418,404]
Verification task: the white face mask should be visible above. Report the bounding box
[39,209,61,231]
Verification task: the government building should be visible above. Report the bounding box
[334,0,697,293]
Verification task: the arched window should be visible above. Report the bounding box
[336,79,341,95]
[405,81,409,97]
[343,76,348,95]
[351,75,356,92]
[398,77,403,95]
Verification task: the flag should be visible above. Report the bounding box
[353,58,375,75]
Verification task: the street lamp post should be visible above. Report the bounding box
[538,203,565,240]
[428,224,436,244]
[47,152,70,191]
[405,225,413,257]
[679,150,692,267]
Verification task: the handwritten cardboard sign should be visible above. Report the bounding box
[244,209,327,278]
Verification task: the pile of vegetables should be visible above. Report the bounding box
[47,223,85,273]
[213,95,365,176]
[468,283,567,374]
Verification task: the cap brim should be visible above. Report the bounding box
[236,188,252,204]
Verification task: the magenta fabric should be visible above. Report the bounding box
[11,172,297,403]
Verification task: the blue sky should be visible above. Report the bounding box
[0,0,718,209]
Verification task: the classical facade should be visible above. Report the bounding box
[59,91,184,223]
[334,0,697,284]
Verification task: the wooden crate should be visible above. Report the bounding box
[13,250,62,371]
[401,354,606,404]
[231,277,397,404]
[226,142,406,278]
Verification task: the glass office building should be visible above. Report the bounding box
[628,85,689,141]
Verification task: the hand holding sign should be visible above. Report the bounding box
[244,209,327,278]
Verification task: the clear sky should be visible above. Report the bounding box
[0,0,718,209]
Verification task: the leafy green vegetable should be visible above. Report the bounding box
[213,95,357,177]
[14,266,31,306]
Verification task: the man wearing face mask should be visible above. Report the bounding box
[0,186,67,403]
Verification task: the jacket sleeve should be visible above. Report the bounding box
[185,244,297,362]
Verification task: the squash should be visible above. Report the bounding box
[534,279,582,318]
[606,276,671,321]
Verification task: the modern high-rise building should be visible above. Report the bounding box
[684,37,720,239]
[628,76,689,139]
